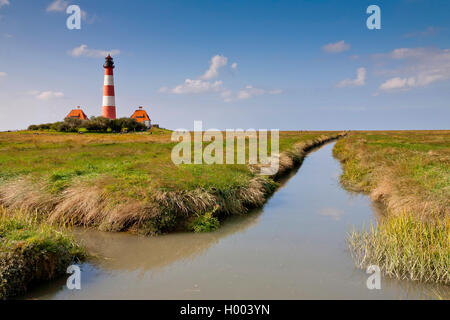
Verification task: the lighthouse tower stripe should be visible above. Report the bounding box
[104,67,114,76]
[102,106,116,119]
[103,85,115,96]
[104,75,114,86]
[103,96,116,106]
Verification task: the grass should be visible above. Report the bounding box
[333,131,449,218]
[333,131,450,285]
[348,214,449,285]
[0,129,344,235]
[0,206,85,299]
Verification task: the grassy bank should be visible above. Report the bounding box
[333,131,449,218]
[333,131,449,285]
[0,207,84,299]
[0,129,344,235]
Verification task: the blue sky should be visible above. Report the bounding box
[0,0,449,131]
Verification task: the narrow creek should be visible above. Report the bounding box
[26,142,448,299]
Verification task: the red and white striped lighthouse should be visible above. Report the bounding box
[102,55,117,119]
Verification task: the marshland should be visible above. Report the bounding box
[334,131,449,286]
[0,130,449,299]
[0,129,341,298]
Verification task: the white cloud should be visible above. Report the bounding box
[160,55,282,101]
[388,48,428,59]
[221,90,233,102]
[236,85,282,100]
[0,71,6,84]
[404,26,438,39]
[161,54,227,95]
[69,44,120,58]
[379,77,414,90]
[237,86,264,100]
[46,0,68,12]
[28,90,64,100]
[0,0,10,9]
[337,67,366,88]
[201,55,228,80]
[162,79,223,94]
[81,9,88,21]
[322,40,350,53]
[377,47,450,91]
[37,91,64,100]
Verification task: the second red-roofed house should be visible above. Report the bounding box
[65,106,88,120]
[130,106,151,128]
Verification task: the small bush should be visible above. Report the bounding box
[189,207,220,233]
[137,208,180,236]
[27,125,38,131]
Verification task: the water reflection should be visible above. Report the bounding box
[75,212,262,272]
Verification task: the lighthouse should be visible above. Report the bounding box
[102,55,117,119]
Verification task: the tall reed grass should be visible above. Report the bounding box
[348,213,449,285]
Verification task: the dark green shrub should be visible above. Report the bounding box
[188,209,220,233]
[27,117,146,133]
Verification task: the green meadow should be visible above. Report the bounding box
[0,129,341,234]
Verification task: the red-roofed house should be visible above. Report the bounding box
[130,106,151,128]
[65,107,88,120]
